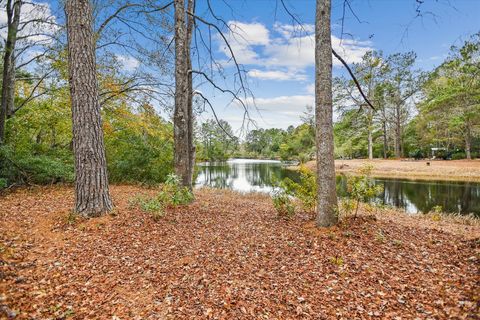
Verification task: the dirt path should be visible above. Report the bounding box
[1,186,479,319]
[298,159,480,181]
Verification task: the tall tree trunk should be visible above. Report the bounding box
[368,128,373,160]
[186,0,196,188]
[367,108,373,160]
[0,0,21,145]
[66,0,113,216]
[465,121,471,160]
[173,0,191,188]
[315,0,337,227]
[394,104,402,158]
[382,121,388,159]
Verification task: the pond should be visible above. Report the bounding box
[195,159,480,216]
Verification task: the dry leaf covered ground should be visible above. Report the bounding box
[298,159,480,182]
[1,185,479,319]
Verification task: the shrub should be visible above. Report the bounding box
[129,174,193,221]
[409,149,424,160]
[451,152,466,160]
[0,178,7,189]
[297,153,310,164]
[129,194,165,220]
[282,166,317,213]
[158,173,194,206]
[271,189,295,218]
[343,165,383,218]
[339,198,356,218]
[0,146,74,186]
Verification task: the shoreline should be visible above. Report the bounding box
[289,159,480,182]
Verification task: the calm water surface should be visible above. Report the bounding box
[195,159,480,216]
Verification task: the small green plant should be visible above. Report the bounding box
[343,165,383,218]
[431,205,443,221]
[343,231,353,238]
[339,198,356,218]
[375,230,386,243]
[140,197,163,212]
[329,256,344,267]
[282,166,317,214]
[158,173,194,206]
[392,239,403,247]
[66,211,77,225]
[271,189,296,218]
[0,178,7,189]
[133,196,165,220]
[128,174,193,221]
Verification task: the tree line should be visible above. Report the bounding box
[204,37,479,162]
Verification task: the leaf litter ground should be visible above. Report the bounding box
[1,185,479,319]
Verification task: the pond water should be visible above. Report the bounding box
[195,159,480,216]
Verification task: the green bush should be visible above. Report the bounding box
[129,174,194,221]
[129,194,165,221]
[0,178,7,189]
[271,189,295,218]
[0,146,74,186]
[451,152,466,160]
[157,173,194,206]
[343,165,383,218]
[409,149,424,160]
[106,128,173,185]
[282,166,317,213]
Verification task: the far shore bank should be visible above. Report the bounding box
[289,159,480,182]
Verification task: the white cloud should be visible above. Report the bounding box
[229,21,270,46]
[273,23,315,38]
[220,21,373,80]
[248,69,307,81]
[0,2,59,44]
[247,95,313,129]
[251,95,314,114]
[305,83,315,94]
[115,54,140,72]
[220,21,270,65]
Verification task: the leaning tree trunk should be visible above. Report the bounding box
[66,0,113,216]
[173,0,191,188]
[315,0,338,227]
[0,0,21,145]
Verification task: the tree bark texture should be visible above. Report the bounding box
[0,0,21,144]
[465,121,471,160]
[367,108,373,160]
[394,102,403,158]
[186,0,196,188]
[174,0,194,188]
[315,0,338,227]
[382,121,388,159]
[66,0,113,216]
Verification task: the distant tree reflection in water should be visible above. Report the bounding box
[196,159,480,216]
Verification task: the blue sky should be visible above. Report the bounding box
[192,0,480,133]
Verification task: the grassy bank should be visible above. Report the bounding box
[293,159,480,182]
[1,185,479,319]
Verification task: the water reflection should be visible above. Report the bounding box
[196,159,297,193]
[195,159,480,216]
